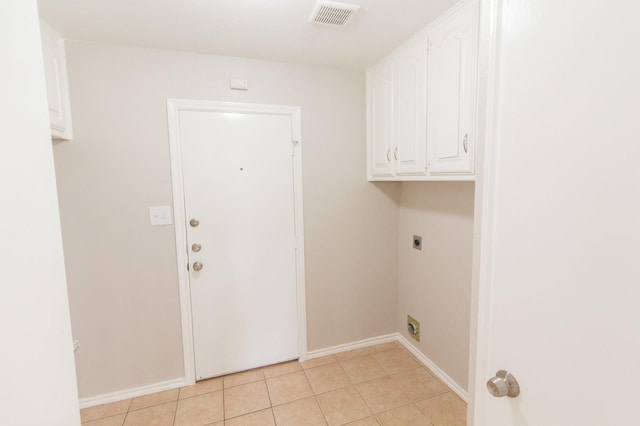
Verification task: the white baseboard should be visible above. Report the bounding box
[307,333,468,403]
[78,377,190,409]
[396,335,468,402]
[80,334,467,408]
[306,333,398,359]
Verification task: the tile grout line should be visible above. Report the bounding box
[263,377,274,422]
[344,347,432,426]
[221,376,226,422]
[82,342,464,425]
[170,396,177,426]
[121,398,133,426]
[343,356,375,425]
[302,367,330,426]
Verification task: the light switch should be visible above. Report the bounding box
[149,206,172,226]
[229,79,249,90]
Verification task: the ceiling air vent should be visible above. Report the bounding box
[309,0,361,27]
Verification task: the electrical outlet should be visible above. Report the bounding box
[407,315,420,342]
[413,235,422,250]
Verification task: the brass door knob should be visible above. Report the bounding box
[192,261,203,272]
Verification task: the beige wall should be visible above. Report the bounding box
[53,41,400,399]
[397,182,474,390]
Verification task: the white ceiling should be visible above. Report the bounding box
[37,0,460,70]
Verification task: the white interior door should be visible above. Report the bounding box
[473,0,640,424]
[179,107,299,380]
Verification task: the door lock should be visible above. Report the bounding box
[487,370,520,398]
[189,218,200,227]
[192,261,203,272]
[192,243,202,252]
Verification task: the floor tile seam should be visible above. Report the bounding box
[121,407,130,426]
[262,361,303,380]
[300,355,338,370]
[353,376,413,416]
[80,412,126,426]
[223,376,264,390]
[127,396,181,413]
[315,387,372,426]
[221,381,226,422]
[411,388,452,404]
[267,388,314,408]
[372,401,427,424]
[342,361,389,385]
[310,393,330,426]
[304,359,341,373]
[343,384,374,420]
[170,397,178,425]
[303,364,352,395]
[270,406,277,426]
[313,393,332,426]
[352,389,377,421]
[224,404,270,422]
[310,380,352,397]
[267,369,315,408]
[337,354,386,374]
[301,367,325,395]
[363,415,382,426]
[83,399,131,423]
[222,379,273,421]
[347,370,392,387]
[223,368,266,388]
[263,378,275,418]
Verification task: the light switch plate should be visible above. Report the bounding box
[149,206,172,226]
[230,79,249,90]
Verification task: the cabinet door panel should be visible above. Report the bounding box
[40,24,65,131]
[394,34,428,176]
[427,1,478,175]
[40,20,73,140]
[367,62,394,178]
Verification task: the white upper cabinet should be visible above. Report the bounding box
[40,20,73,140]
[394,33,428,176]
[426,0,478,176]
[367,59,394,178]
[367,35,428,180]
[366,0,478,181]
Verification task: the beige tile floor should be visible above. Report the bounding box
[80,341,467,426]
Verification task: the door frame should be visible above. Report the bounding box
[166,99,307,384]
[468,0,503,423]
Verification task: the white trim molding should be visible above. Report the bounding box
[80,333,466,409]
[78,378,189,409]
[306,334,399,359]
[307,333,467,402]
[396,335,468,402]
[166,99,308,380]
